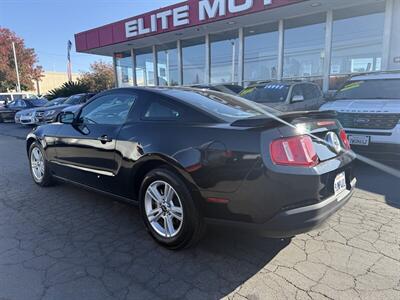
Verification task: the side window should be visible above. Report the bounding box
[302,84,315,101]
[79,93,136,125]
[142,101,181,121]
[291,85,304,100]
[312,85,322,98]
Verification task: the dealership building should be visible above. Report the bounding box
[75,0,400,92]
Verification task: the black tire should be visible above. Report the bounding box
[139,167,205,250]
[28,141,55,187]
[0,115,3,123]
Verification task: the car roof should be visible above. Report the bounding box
[350,72,400,81]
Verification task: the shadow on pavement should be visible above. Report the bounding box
[355,160,400,208]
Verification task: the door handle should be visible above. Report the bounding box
[97,135,112,144]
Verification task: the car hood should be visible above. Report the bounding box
[16,108,37,116]
[320,99,400,113]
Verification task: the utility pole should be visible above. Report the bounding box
[12,42,21,92]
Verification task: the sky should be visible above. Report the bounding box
[0,0,178,74]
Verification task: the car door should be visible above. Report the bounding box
[52,92,137,191]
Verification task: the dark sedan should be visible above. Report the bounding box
[26,87,356,249]
[0,98,48,123]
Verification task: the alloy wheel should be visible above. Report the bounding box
[30,147,45,182]
[144,180,184,238]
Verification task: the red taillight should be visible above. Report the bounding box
[270,135,319,167]
[339,129,351,150]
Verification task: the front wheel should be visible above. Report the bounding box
[139,168,205,250]
[29,142,54,187]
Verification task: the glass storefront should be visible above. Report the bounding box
[136,47,154,86]
[283,14,326,79]
[115,51,133,87]
[210,30,239,84]
[331,11,385,75]
[182,37,206,85]
[115,2,389,91]
[244,23,278,85]
[157,43,179,86]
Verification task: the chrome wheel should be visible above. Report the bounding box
[144,180,184,238]
[30,147,45,182]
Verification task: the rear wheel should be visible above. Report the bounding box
[139,168,205,250]
[29,142,54,187]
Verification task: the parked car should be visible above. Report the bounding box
[240,81,325,111]
[35,93,95,124]
[15,97,67,125]
[0,93,39,106]
[320,72,400,162]
[0,98,48,123]
[192,84,243,95]
[27,87,356,249]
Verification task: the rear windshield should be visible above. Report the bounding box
[31,99,48,106]
[240,83,290,103]
[164,89,264,122]
[335,79,400,100]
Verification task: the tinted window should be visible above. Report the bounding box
[291,85,304,100]
[164,89,264,122]
[302,85,315,101]
[143,101,181,120]
[79,93,136,125]
[335,79,400,100]
[31,99,48,106]
[241,84,290,103]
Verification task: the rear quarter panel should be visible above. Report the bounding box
[115,122,264,197]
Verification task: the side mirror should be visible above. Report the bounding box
[292,95,304,102]
[59,111,75,124]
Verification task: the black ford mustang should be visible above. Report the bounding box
[26,87,356,249]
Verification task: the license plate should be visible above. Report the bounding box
[348,135,370,146]
[334,172,347,196]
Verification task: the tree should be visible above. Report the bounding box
[0,27,43,92]
[79,61,114,93]
[46,81,89,100]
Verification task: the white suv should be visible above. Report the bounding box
[320,72,400,162]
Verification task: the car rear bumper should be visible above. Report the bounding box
[206,178,356,237]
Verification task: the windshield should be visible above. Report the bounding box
[335,79,400,100]
[31,99,48,106]
[64,95,83,105]
[164,89,265,122]
[44,98,66,107]
[240,83,290,103]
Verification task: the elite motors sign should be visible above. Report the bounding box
[75,0,305,52]
[125,0,273,38]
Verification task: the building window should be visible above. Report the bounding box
[244,23,278,85]
[331,7,385,76]
[210,30,239,84]
[157,43,179,86]
[283,14,326,79]
[182,37,205,85]
[136,47,154,86]
[115,51,133,87]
